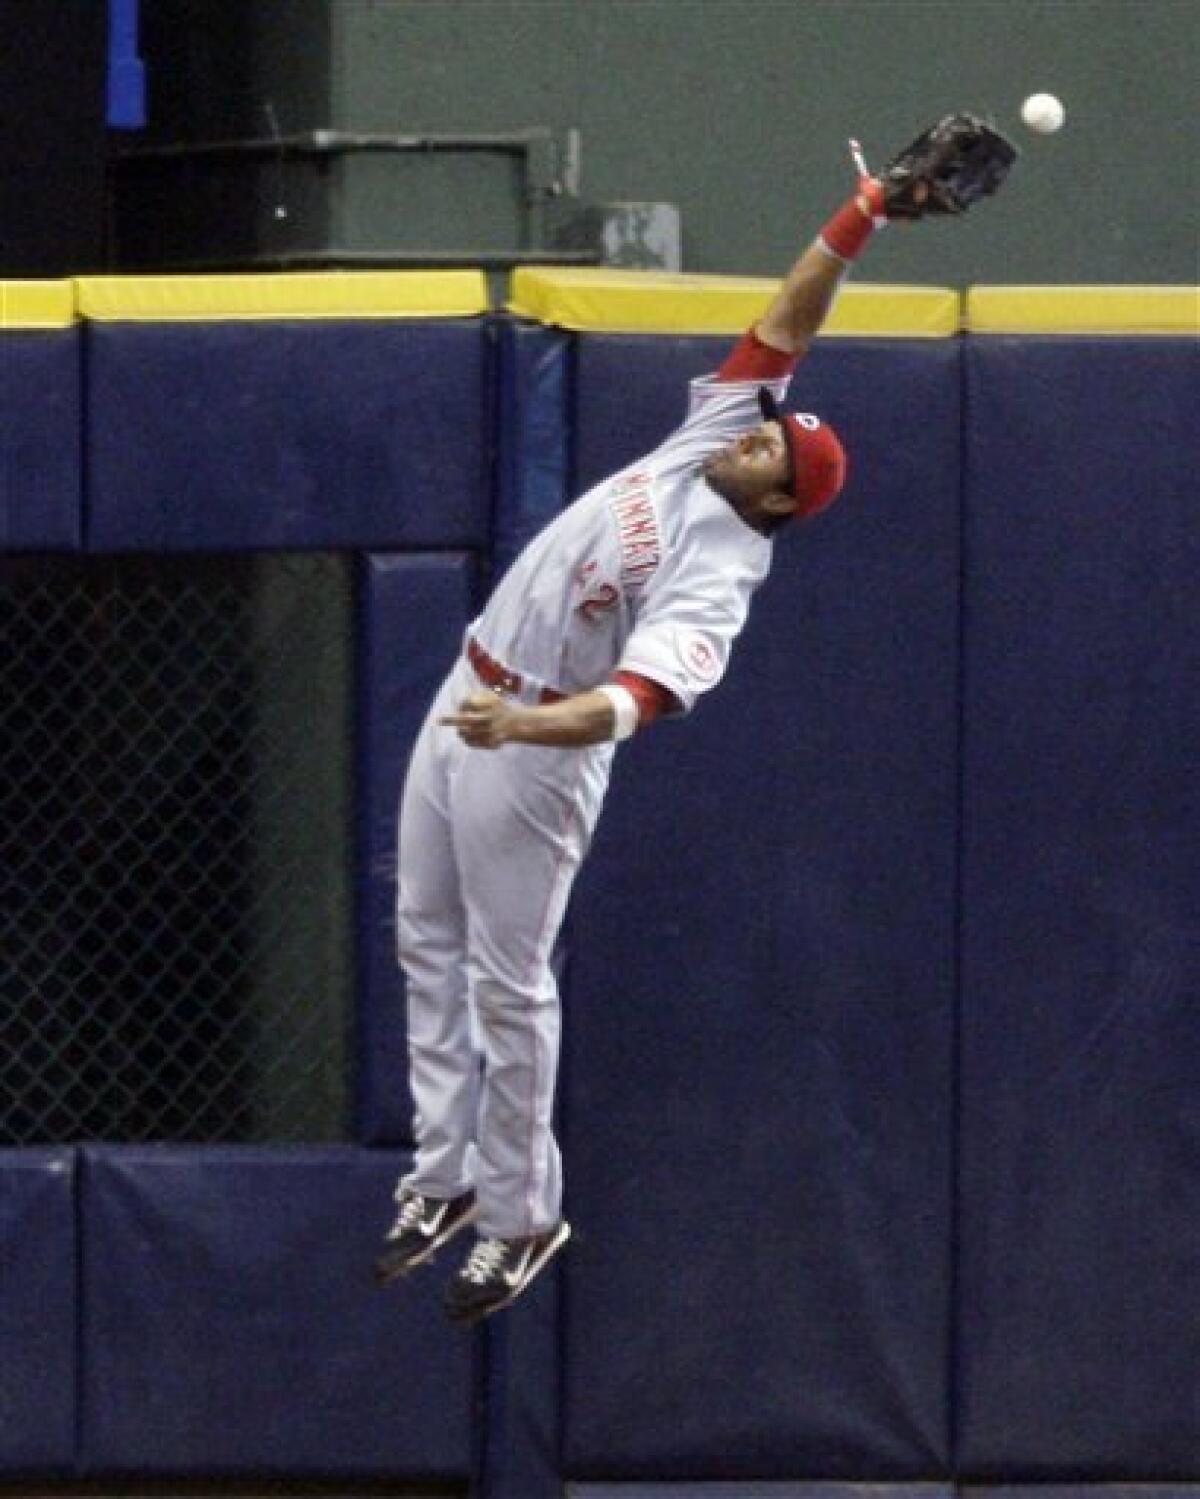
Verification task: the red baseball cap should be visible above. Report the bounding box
[758,388,847,520]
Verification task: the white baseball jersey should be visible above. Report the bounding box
[472,370,793,713]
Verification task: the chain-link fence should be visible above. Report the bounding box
[1,554,353,1144]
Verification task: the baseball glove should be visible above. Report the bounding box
[856,113,1018,219]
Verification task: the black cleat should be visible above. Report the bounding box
[373,1188,477,1286]
[443,1221,571,1326]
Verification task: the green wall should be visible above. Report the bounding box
[129,0,1197,285]
[330,0,1196,283]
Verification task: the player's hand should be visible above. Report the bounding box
[439,691,521,749]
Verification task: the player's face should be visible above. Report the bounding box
[702,421,794,525]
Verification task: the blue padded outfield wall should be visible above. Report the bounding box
[355,550,479,1144]
[0,1150,76,1472]
[0,273,1197,1496]
[562,335,962,1479]
[0,323,81,551]
[957,336,1200,1476]
[79,1147,471,1479]
[85,316,491,552]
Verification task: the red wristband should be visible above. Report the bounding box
[819,193,877,263]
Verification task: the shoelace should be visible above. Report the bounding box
[394,1192,427,1234]
[462,1237,509,1285]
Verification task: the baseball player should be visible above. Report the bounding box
[374,120,1015,1325]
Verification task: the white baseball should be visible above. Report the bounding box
[1021,93,1066,134]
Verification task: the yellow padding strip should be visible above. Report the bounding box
[508,267,960,337]
[0,281,77,330]
[75,271,490,322]
[967,286,1199,335]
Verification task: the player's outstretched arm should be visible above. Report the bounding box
[755,116,1017,359]
[754,180,883,359]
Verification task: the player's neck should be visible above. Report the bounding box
[702,472,778,539]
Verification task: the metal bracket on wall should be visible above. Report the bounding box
[109,126,599,270]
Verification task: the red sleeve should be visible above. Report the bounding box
[611,670,679,728]
[717,327,800,383]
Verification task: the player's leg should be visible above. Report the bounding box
[442,739,611,1321]
[377,669,480,1281]
[457,742,610,1236]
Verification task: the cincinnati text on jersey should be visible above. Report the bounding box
[610,472,662,593]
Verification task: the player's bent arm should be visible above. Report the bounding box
[509,690,629,748]
[441,674,675,750]
[440,689,623,750]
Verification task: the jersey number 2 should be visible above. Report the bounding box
[577,583,619,623]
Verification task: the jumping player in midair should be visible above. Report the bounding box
[374,120,1015,1325]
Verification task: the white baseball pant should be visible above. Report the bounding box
[396,659,613,1238]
